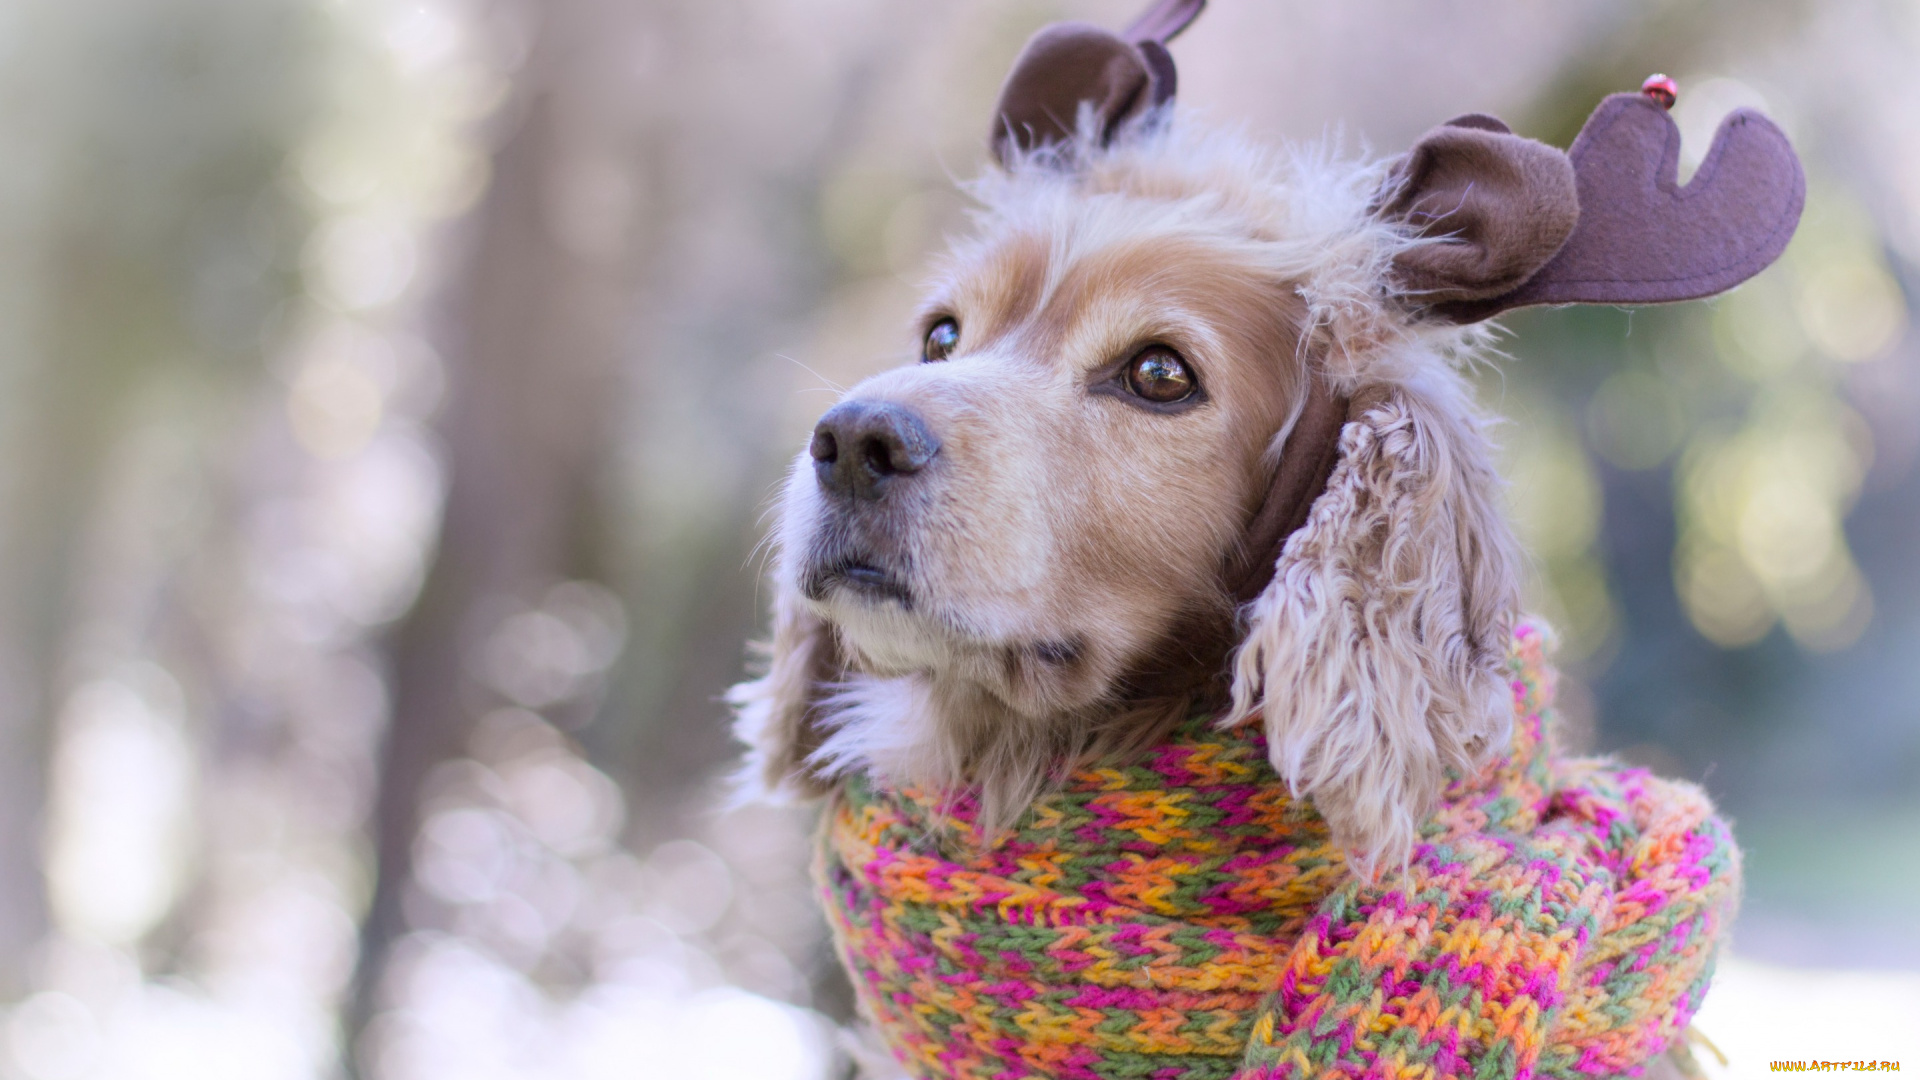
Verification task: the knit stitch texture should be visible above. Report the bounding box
[816,624,1739,1079]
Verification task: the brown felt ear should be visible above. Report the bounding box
[989,2,1204,167]
[991,23,1167,166]
[1379,119,1581,305]
[1433,93,1806,322]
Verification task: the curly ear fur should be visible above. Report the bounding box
[1226,372,1521,878]
[726,568,840,801]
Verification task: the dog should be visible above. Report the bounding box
[730,2,1798,1072]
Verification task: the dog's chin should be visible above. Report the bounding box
[820,595,952,675]
[796,558,944,673]
[822,610,1113,728]
[801,567,1076,684]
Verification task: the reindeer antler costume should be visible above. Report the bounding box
[806,3,1803,1077]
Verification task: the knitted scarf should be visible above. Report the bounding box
[815,625,1739,1079]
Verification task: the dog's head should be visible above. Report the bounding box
[731,1,1803,873]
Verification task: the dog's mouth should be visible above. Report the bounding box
[803,556,915,609]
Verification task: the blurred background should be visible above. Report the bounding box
[0,0,1915,1076]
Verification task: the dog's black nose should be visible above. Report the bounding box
[810,401,940,500]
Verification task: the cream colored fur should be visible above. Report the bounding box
[729,108,1523,868]
[1224,369,1519,878]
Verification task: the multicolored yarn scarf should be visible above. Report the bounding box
[816,625,1739,1079]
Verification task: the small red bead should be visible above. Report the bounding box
[1642,74,1678,110]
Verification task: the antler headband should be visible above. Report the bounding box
[989,1,1804,598]
[1429,94,1804,321]
[993,0,1804,324]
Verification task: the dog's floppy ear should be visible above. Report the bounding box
[726,566,841,800]
[990,0,1204,166]
[1227,381,1522,878]
[1376,114,1582,306]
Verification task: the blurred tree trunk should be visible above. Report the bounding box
[0,274,134,995]
[346,0,925,1061]
[0,0,310,992]
[344,20,636,1060]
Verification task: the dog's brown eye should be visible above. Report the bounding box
[922,318,960,363]
[1124,346,1195,403]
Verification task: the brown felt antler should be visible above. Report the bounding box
[990,0,1206,166]
[1428,92,1805,323]
[1125,0,1206,45]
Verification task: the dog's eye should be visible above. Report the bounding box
[1124,346,1196,403]
[922,318,960,363]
